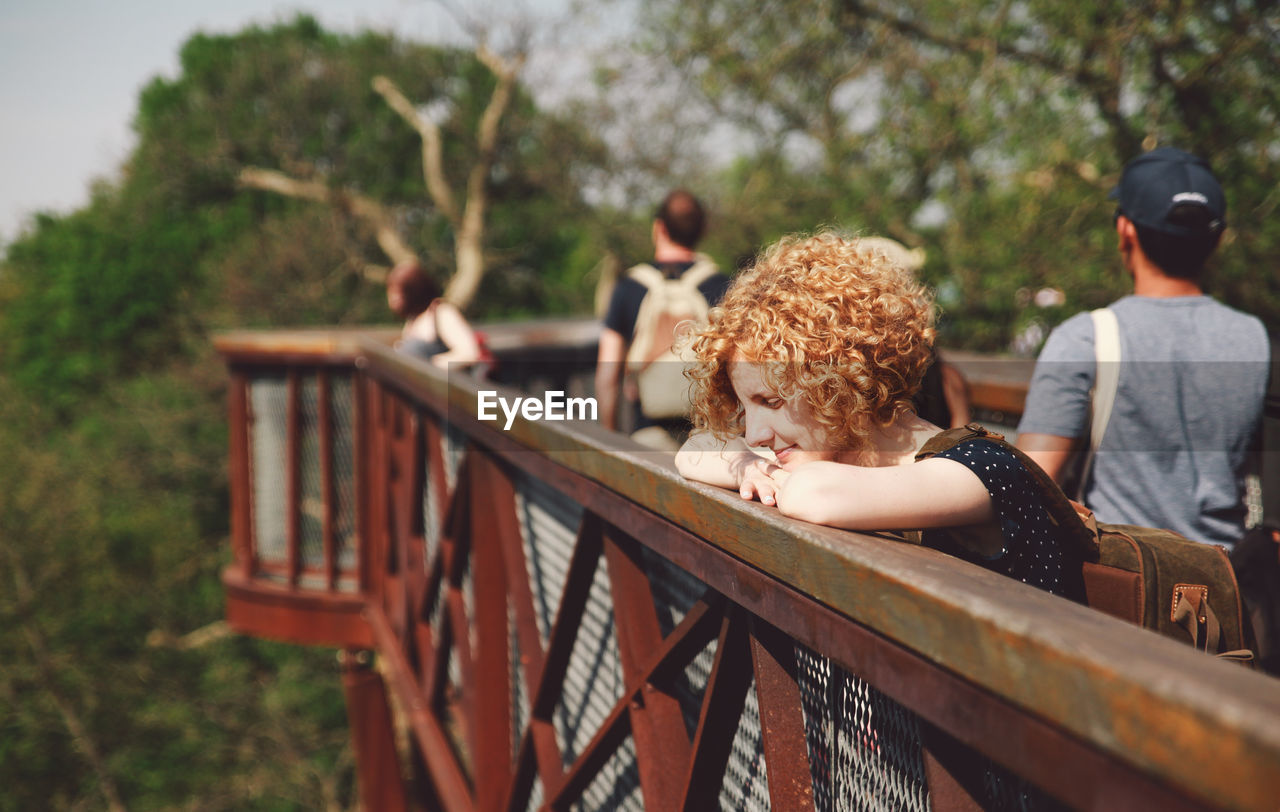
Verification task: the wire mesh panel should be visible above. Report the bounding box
[555,559,627,771]
[417,415,457,688]
[247,370,359,590]
[525,778,545,812]
[450,552,471,696]
[442,421,466,494]
[641,546,716,736]
[296,374,325,579]
[514,470,587,647]
[511,601,528,765]
[249,374,289,571]
[422,414,445,576]
[639,545,774,811]
[720,680,771,811]
[329,373,358,578]
[577,737,643,811]
[796,644,929,812]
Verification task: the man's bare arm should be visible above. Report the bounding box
[939,362,972,428]
[595,328,627,431]
[1014,432,1077,484]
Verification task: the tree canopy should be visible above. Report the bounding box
[615,0,1280,348]
[0,16,612,808]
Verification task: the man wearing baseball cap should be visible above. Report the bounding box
[1016,147,1268,549]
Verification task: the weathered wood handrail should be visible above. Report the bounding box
[216,325,1280,812]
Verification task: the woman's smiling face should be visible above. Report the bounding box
[728,355,838,469]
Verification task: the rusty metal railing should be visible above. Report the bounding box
[216,325,1280,812]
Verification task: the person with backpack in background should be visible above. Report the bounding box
[1015,147,1268,551]
[595,189,733,450]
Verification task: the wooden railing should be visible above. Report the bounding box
[216,324,1280,812]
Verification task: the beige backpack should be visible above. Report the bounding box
[624,258,719,419]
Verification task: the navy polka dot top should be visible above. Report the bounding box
[924,438,1079,598]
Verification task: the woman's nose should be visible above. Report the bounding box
[743,408,772,447]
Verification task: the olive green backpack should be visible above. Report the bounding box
[916,424,1256,665]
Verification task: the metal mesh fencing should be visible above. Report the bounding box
[515,469,586,649]
[329,374,357,576]
[296,375,325,577]
[796,644,929,812]
[721,680,771,810]
[475,436,1071,811]
[555,557,626,774]
[577,738,643,811]
[249,374,289,572]
[511,601,528,765]
[640,546,772,810]
[423,414,444,576]
[248,371,358,590]
[510,470,637,809]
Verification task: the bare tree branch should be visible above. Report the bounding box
[448,42,526,306]
[240,15,529,310]
[371,76,461,226]
[237,167,418,269]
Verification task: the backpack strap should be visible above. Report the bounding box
[677,256,720,290]
[627,256,719,291]
[914,423,994,459]
[1077,307,1121,497]
[626,262,664,291]
[624,258,719,370]
[1089,307,1121,451]
[916,423,1102,561]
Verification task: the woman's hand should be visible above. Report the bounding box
[740,459,784,505]
[764,461,831,524]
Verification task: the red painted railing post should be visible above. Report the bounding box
[228,370,254,580]
[341,649,408,812]
[470,452,513,811]
[601,527,693,809]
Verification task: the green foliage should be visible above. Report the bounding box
[624,0,1280,350]
[132,18,450,204]
[0,15,617,808]
[0,366,354,809]
[1,15,610,417]
[126,14,605,321]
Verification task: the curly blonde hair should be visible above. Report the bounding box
[687,231,936,450]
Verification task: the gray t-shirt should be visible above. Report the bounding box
[1017,295,1268,548]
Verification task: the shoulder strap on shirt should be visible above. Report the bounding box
[678,255,720,289]
[915,423,998,459]
[1089,307,1121,454]
[916,423,1101,560]
[627,257,719,290]
[1075,307,1120,499]
[626,263,663,290]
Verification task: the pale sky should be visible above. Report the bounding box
[0,0,585,249]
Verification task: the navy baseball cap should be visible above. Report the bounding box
[1109,147,1226,237]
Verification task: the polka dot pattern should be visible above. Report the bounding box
[926,438,1069,596]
